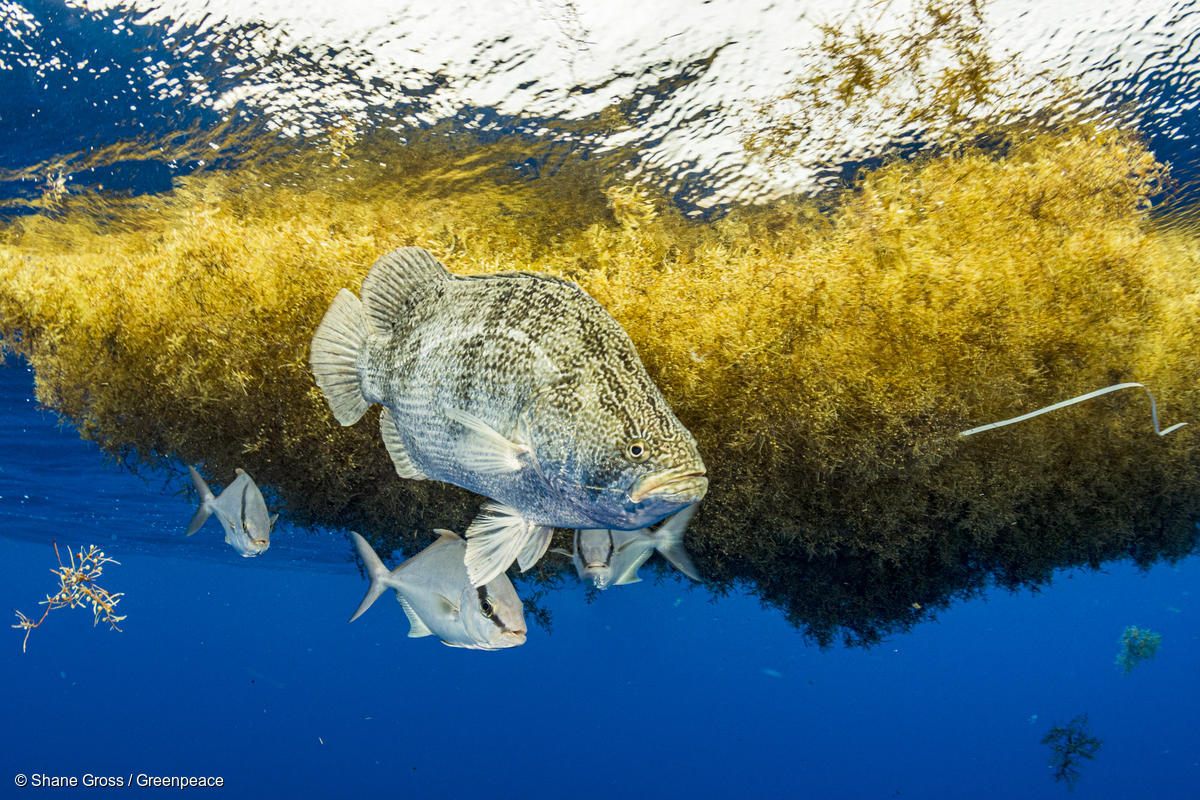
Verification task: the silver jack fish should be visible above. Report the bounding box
[310,246,708,587]
[558,504,701,589]
[349,530,527,650]
[185,465,276,557]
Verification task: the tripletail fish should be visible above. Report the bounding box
[310,246,707,586]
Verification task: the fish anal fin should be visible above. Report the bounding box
[516,526,554,572]
[380,407,429,480]
[360,247,450,337]
[397,596,434,638]
[464,503,547,586]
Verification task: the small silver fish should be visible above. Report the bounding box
[560,504,701,589]
[185,465,276,557]
[349,529,527,650]
[310,246,708,587]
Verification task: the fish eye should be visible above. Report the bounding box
[480,597,494,616]
[624,439,649,463]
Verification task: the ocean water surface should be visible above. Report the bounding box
[2,1,1199,797]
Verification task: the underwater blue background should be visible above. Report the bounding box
[3,0,1200,796]
[1,358,1198,798]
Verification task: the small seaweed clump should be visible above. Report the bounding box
[1115,625,1163,674]
[1,119,1199,642]
[1042,714,1102,791]
[12,542,125,652]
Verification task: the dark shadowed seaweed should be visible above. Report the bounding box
[1042,714,1102,791]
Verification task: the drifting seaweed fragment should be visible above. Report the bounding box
[1115,625,1162,674]
[12,542,126,653]
[1042,714,1102,791]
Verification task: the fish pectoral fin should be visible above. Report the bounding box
[613,572,643,586]
[464,503,547,586]
[397,597,435,638]
[434,593,460,620]
[548,547,573,558]
[380,407,429,480]
[516,526,554,573]
[445,407,529,474]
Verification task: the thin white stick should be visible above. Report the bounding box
[959,382,1188,438]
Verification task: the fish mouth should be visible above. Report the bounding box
[628,467,708,504]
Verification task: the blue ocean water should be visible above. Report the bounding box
[3,1,1200,797]
[2,359,1198,797]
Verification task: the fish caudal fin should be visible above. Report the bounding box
[653,505,702,582]
[185,465,216,536]
[349,531,394,622]
[360,247,450,336]
[464,502,553,587]
[310,289,370,426]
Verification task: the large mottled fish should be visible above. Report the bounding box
[559,504,701,589]
[185,465,276,557]
[310,246,708,587]
[348,530,526,650]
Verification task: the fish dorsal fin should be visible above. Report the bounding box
[360,247,450,337]
[445,407,529,474]
[432,528,461,543]
[396,596,434,638]
[380,407,429,480]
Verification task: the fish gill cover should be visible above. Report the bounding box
[1,0,1198,645]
